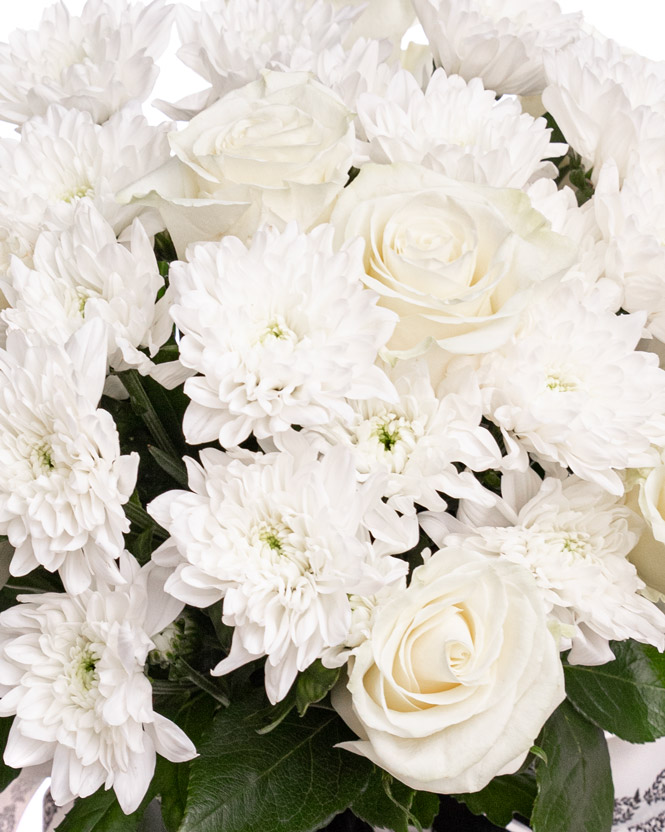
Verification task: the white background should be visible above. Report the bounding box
[0,0,662,829]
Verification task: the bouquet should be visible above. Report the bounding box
[0,1,662,831]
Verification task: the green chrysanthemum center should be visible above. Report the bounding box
[546,372,577,392]
[61,183,94,203]
[260,529,284,553]
[375,422,401,450]
[30,441,55,475]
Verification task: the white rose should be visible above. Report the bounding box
[627,468,665,596]
[120,70,355,255]
[333,545,565,794]
[329,163,574,366]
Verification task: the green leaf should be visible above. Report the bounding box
[152,344,180,365]
[124,499,168,542]
[296,661,340,717]
[565,640,665,742]
[476,469,502,495]
[157,761,188,832]
[531,699,613,832]
[411,791,440,829]
[351,768,410,832]
[118,370,180,458]
[256,660,340,734]
[54,789,118,832]
[148,445,189,488]
[568,166,595,206]
[205,601,232,650]
[156,695,217,832]
[181,695,372,832]
[400,527,436,577]
[154,230,178,264]
[0,718,19,792]
[351,768,438,832]
[254,691,297,735]
[530,745,548,765]
[58,696,214,832]
[127,526,155,565]
[55,787,149,832]
[141,377,187,451]
[543,112,567,150]
[455,772,537,828]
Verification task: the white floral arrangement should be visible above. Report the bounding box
[0,1,662,831]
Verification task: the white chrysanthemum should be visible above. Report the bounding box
[321,580,408,669]
[0,201,172,378]
[525,178,588,244]
[524,177,625,314]
[356,68,566,188]
[412,0,582,97]
[524,180,597,277]
[158,0,358,119]
[543,37,665,181]
[479,286,665,495]
[310,0,414,50]
[149,444,414,703]
[307,38,399,131]
[421,470,665,665]
[0,104,170,242]
[0,323,138,594]
[0,208,34,344]
[0,555,196,814]
[157,0,400,131]
[0,207,37,282]
[302,359,500,515]
[170,223,398,448]
[0,0,173,125]
[573,161,665,340]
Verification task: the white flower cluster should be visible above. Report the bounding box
[150,442,413,703]
[0,555,195,813]
[156,0,401,122]
[0,0,194,813]
[0,323,138,594]
[422,470,665,664]
[170,223,397,447]
[0,0,173,125]
[543,35,665,339]
[0,0,664,820]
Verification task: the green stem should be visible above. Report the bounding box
[150,680,196,696]
[6,582,50,594]
[176,659,230,707]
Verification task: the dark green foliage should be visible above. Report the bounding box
[455,772,537,828]
[565,640,665,742]
[532,700,613,832]
[181,696,373,832]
